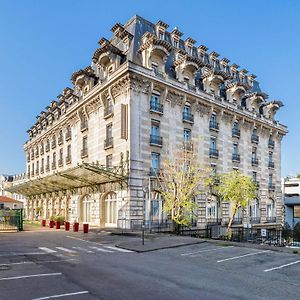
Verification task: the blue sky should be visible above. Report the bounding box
[0,0,299,177]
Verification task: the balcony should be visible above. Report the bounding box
[58,135,63,145]
[81,148,88,158]
[268,161,275,169]
[209,121,219,131]
[251,134,259,143]
[58,158,63,167]
[150,102,163,114]
[104,137,114,149]
[183,141,193,152]
[232,153,240,162]
[268,139,275,148]
[182,112,194,124]
[81,120,88,132]
[149,167,160,177]
[266,217,276,223]
[65,130,71,141]
[209,148,219,158]
[251,157,259,166]
[232,128,240,138]
[207,218,222,225]
[51,162,56,170]
[66,155,71,164]
[104,105,114,119]
[268,184,275,191]
[250,217,261,224]
[232,217,243,224]
[150,135,163,147]
[46,164,50,172]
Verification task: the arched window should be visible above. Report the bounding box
[105,192,117,226]
[82,195,91,223]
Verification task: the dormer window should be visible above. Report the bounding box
[173,40,179,48]
[158,31,164,40]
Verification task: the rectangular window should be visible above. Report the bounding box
[67,145,71,157]
[151,152,160,171]
[210,137,217,150]
[252,172,257,182]
[106,123,112,139]
[233,143,238,155]
[151,120,160,136]
[150,94,160,107]
[183,129,191,142]
[59,148,63,160]
[121,104,128,139]
[269,174,273,185]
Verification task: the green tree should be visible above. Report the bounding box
[216,170,256,239]
[157,149,209,228]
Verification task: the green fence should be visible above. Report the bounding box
[0,209,23,231]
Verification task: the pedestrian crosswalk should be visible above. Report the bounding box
[38,245,133,255]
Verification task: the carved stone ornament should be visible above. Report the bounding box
[111,75,131,98]
[242,119,253,130]
[194,101,211,116]
[221,111,234,123]
[68,111,80,126]
[129,75,151,94]
[166,90,184,107]
[85,95,101,114]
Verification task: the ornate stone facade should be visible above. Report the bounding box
[12,15,287,230]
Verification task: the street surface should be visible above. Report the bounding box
[0,228,299,300]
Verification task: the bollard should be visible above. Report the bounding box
[65,221,70,231]
[49,220,54,228]
[83,223,89,234]
[55,221,60,229]
[41,220,46,227]
[73,222,79,232]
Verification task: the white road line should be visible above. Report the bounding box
[88,246,114,253]
[264,260,300,272]
[103,246,133,253]
[0,273,62,281]
[0,259,76,267]
[66,236,104,245]
[39,247,57,253]
[31,290,89,300]
[56,247,77,254]
[217,250,270,263]
[0,252,46,257]
[181,246,234,256]
[72,247,94,253]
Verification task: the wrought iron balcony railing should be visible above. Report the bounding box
[250,217,261,224]
[81,148,88,158]
[251,157,259,166]
[104,105,114,118]
[232,128,240,138]
[251,134,259,143]
[209,121,219,131]
[182,112,194,124]
[149,167,160,177]
[104,137,114,149]
[268,139,275,148]
[232,153,240,162]
[266,217,276,223]
[150,102,163,114]
[209,148,219,158]
[150,135,163,147]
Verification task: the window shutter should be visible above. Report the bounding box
[121,104,128,139]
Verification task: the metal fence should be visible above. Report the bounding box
[0,209,23,231]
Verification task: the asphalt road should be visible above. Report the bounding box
[0,229,299,300]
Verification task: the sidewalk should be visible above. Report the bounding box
[116,235,204,252]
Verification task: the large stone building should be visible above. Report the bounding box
[8,15,287,229]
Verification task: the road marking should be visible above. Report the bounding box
[56,247,77,254]
[181,246,234,256]
[88,246,114,253]
[31,290,89,300]
[39,247,57,253]
[0,272,62,281]
[103,246,133,253]
[217,250,270,263]
[72,246,94,253]
[0,259,76,267]
[264,260,300,272]
[0,252,46,257]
